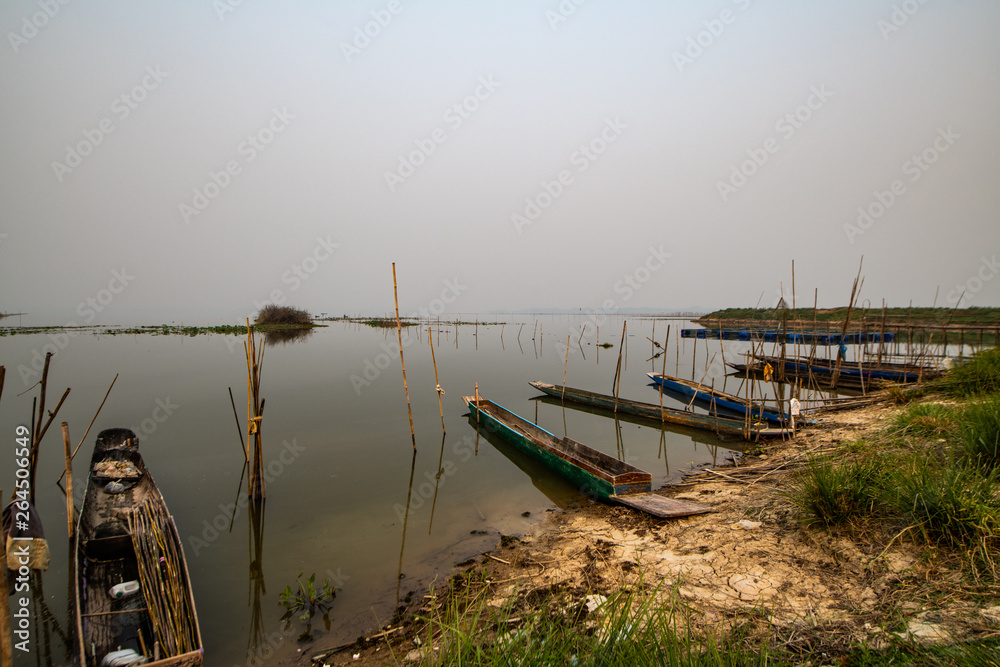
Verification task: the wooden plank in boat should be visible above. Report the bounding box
[610,493,712,519]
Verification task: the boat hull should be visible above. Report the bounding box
[646,373,789,425]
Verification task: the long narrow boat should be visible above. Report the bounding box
[75,428,203,667]
[528,381,789,440]
[646,372,790,425]
[735,355,941,387]
[464,395,711,519]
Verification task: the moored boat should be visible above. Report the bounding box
[74,428,203,667]
[464,394,711,519]
[646,372,790,425]
[528,381,789,440]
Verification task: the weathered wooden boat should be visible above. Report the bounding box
[734,355,941,387]
[528,381,789,440]
[464,395,711,519]
[646,372,790,425]
[75,428,203,667]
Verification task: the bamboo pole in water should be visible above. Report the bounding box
[428,326,445,434]
[660,325,670,419]
[562,336,570,400]
[61,422,74,539]
[831,258,863,389]
[612,321,626,413]
[392,263,416,451]
[60,374,117,484]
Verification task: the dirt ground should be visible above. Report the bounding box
[304,401,1000,665]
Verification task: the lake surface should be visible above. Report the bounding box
[1,312,912,665]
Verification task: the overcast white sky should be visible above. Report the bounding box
[1,0,998,319]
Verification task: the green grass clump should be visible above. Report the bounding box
[937,347,1000,396]
[958,394,1000,471]
[255,304,312,327]
[888,403,958,439]
[414,573,773,666]
[787,456,889,528]
[887,461,1000,573]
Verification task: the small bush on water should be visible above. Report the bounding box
[255,304,312,326]
[959,394,1000,471]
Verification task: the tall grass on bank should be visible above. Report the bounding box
[786,457,889,528]
[936,347,1000,396]
[412,574,773,667]
[959,394,1000,471]
[887,403,957,439]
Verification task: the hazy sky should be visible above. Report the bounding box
[2,0,998,319]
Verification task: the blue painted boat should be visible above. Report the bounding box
[646,372,790,425]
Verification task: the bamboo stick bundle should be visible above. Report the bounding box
[245,320,266,499]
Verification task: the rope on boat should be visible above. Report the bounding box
[127,499,197,658]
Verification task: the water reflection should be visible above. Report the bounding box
[246,495,267,661]
[396,449,417,607]
[264,327,314,346]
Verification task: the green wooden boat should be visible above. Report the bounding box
[528,381,789,441]
[464,394,711,519]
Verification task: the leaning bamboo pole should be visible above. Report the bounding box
[428,326,445,434]
[392,264,417,451]
[61,423,74,539]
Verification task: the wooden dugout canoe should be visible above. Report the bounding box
[646,372,790,425]
[528,381,789,440]
[74,428,203,667]
[464,395,711,519]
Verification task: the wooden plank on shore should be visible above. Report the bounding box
[611,493,712,519]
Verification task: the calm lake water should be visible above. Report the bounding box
[2,312,894,666]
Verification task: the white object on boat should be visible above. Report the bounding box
[108,580,140,599]
[101,648,149,666]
